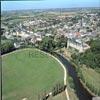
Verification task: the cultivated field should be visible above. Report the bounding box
[2,48,64,100]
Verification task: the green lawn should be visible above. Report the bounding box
[81,66,100,95]
[2,48,64,100]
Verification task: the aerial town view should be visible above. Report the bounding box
[1,0,100,100]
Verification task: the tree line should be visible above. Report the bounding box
[38,35,67,53]
[71,38,100,69]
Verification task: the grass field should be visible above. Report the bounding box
[81,66,100,95]
[2,48,64,100]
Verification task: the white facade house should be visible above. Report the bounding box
[67,38,90,53]
[66,30,91,53]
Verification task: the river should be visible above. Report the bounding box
[54,53,93,100]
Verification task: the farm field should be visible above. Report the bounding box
[2,48,64,100]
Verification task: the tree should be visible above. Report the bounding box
[56,35,67,48]
[39,36,56,53]
[1,40,15,54]
[71,39,100,69]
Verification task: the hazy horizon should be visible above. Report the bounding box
[1,0,100,11]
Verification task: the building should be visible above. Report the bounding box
[67,38,90,53]
[67,32,90,53]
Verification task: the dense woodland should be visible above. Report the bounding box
[39,35,67,53]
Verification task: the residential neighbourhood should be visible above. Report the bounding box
[1,8,100,52]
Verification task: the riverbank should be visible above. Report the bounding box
[70,60,100,97]
[57,48,100,97]
[54,52,93,100]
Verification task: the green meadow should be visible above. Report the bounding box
[2,48,64,100]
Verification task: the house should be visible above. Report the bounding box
[67,32,90,53]
[67,38,90,53]
[30,33,42,44]
[45,33,52,37]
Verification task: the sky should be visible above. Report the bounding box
[1,0,100,11]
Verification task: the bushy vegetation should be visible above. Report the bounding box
[81,67,100,96]
[72,39,100,69]
[52,83,66,96]
[39,35,67,53]
[71,38,100,95]
[68,76,75,90]
[1,39,15,55]
[39,36,56,53]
